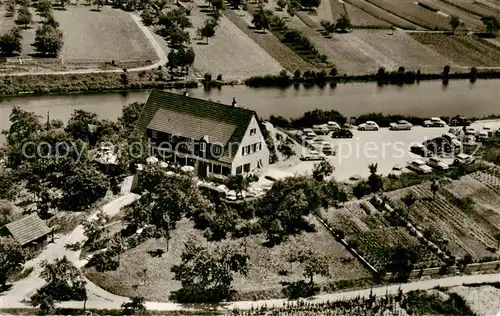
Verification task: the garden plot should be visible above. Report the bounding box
[343,0,422,29]
[365,0,452,30]
[410,33,500,66]
[85,216,369,302]
[386,179,500,260]
[320,201,442,270]
[53,7,157,62]
[188,6,282,80]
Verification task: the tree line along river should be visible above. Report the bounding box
[0,79,499,142]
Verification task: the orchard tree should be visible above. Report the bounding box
[252,8,272,33]
[402,191,417,217]
[336,14,352,33]
[6,0,16,17]
[320,20,335,36]
[32,24,64,56]
[141,6,156,26]
[16,6,33,28]
[289,248,329,287]
[430,179,440,200]
[37,0,53,18]
[0,28,22,56]
[171,239,249,302]
[121,296,147,315]
[481,16,500,35]
[93,0,105,10]
[449,15,460,34]
[198,19,217,43]
[0,237,26,288]
[312,160,334,181]
[159,8,192,32]
[45,13,60,28]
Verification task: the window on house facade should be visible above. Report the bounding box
[249,144,254,154]
[250,128,257,136]
[243,163,250,173]
[213,164,221,174]
[257,159,263,168]
[214,145,222,155]
[242,146,247,156]
[252,143,257,153]
[200,142,206,152]
[152,130,158,138]
[236,166,243,174]
[222,166,230,175]
[257,142,262,151]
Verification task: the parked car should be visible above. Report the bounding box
[482,125,493,137]
[453,153,475,166]
[313,124,330,135]
[423,117,446,127]
[427,157,449,170]
[449,116,471,126]
[408,160,433,174]
[300,150,326,161]
[331,128,353,138]
[327,121,341,131]
[303,128,316,140]
[477,130,489,142]
[321,141,335,155]
[388,165,403,178]
[442,133,462,151]
[358,121,379,131]
[448,127,462,137]
[389,120,412,130]
[462,135,476,147]
[465,126,476,136]
[410,144,432,157]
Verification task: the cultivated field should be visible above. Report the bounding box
[320,201,442,270]
[439,0,500,17]
[0,5,157,63]
[343,0,422,29]
[386,175,500,260]
[85,216,370,302]
[223,8,313,71]
[450,285,500,316]
[188,4,283,80]
[344,3,392,28]
[418,0,485,31]
[410,33,500,66]
[365,0,452,30]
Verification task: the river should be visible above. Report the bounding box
[1,79,499,134]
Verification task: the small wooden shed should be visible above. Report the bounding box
[1,214,53,247]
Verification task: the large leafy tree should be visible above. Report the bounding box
[3,105,43,147]
[449,15,460,34]
[64,109,100,143]
[118,102,145,134]
[16,6,33,28]
[198,19,217,44]
[0,237,26,288]
[170,239,249,302]
[0,28,22,56]
[121,296,147,315]
[289,248,329,287]
[312,160,334,181]
[32,24,63,56]
[31,256,87,313]
[252,8,272,33]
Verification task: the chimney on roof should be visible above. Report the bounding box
[184,91,189,97]
[232,97,237,107]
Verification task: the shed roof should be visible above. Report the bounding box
[4,214,51,246]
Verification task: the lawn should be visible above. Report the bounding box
[320,201,442,270]
[187,4,283,80]
[385,175,500,260]
[1,6,157,63]
[84,216,370,302]
[365,0,452,30]
[409,33,500,67]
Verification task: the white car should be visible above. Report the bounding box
[300,150,326,161]
[477,131,489,141]
[313,124,330,135]
[388,164,403,178]
[423,117,446,128]
[358,121,379,131]
[483,125,493,136]
[408,160,433,174]
[453,153,475,166]
[389,120,412,130]
[427,157,449,170]
[327,121,341,131]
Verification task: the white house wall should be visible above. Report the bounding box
[231,115,270,175]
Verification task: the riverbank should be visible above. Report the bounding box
[1,66,500,97]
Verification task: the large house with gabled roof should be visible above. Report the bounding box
[133,90,270,178]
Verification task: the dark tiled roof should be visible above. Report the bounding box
[134,90,256,163]
[5,214,51,246]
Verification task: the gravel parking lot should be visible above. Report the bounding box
[279,121,500,181]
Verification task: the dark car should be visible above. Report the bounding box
[410,144,433,157]
[449,116,471,127]
[331,128,353,138]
